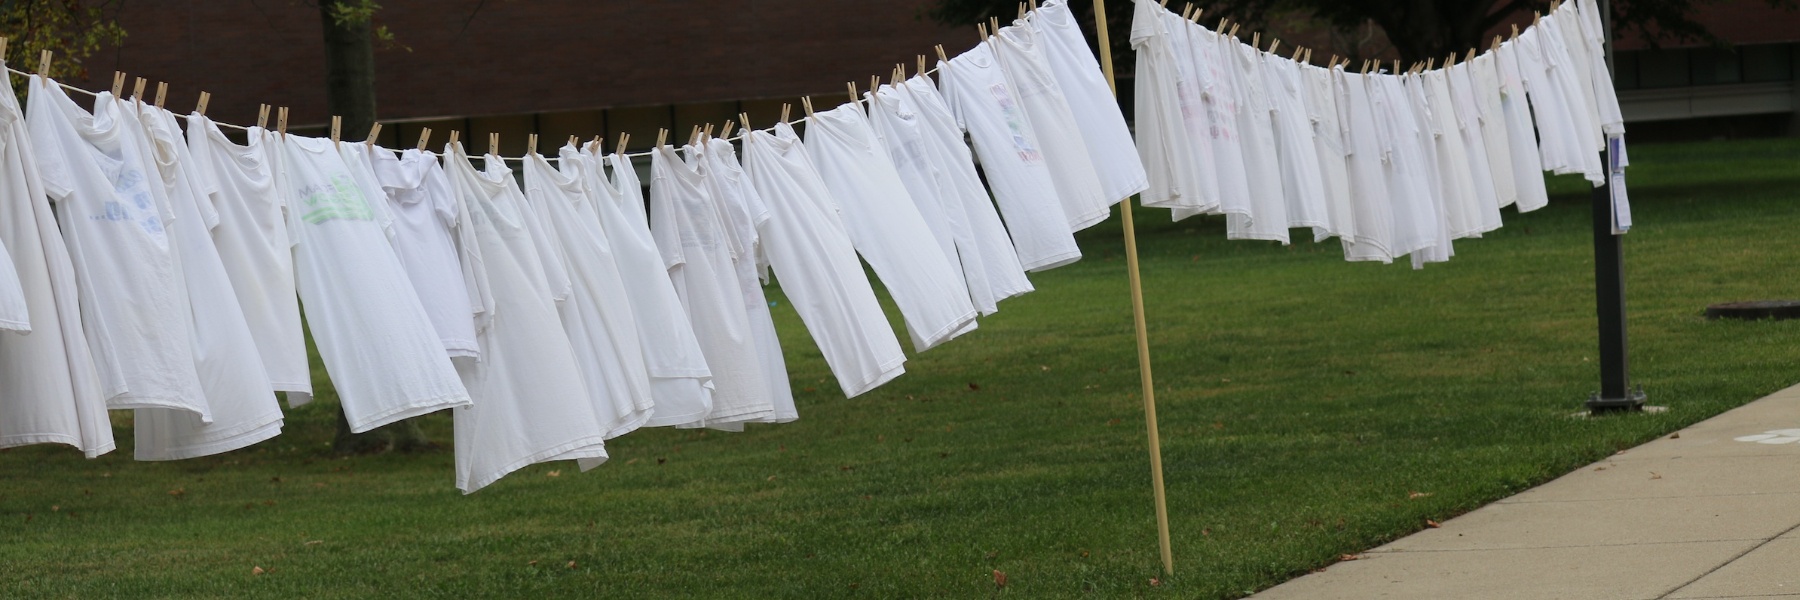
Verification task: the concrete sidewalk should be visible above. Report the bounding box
[1253,382,1800,600]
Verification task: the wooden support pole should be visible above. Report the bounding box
[1091,0,1173,577]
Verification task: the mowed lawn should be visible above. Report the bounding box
[2,138,1797,598]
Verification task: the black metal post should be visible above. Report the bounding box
[1587,147,1644,411]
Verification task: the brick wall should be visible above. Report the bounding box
[71,1,979,130]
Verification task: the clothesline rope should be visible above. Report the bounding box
[3,58,948,162]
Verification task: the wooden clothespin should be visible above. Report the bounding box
[366,122,382,147]
[1251,32,1260,49]
[720,121,734,139]
[195,92,211,116]
[1329,53,1339,68]
[527,133,538,156]
[1291,45,1303,61]
[131,77,146,104]
[802,96,815,117]
[416,128,432,151]
[330,116,342,147]
[1425,57,1434,71]
[1445,53,1455,68]
[617,133,630,156]
[1268,38,1280,55]
[870,75,880,95]
[37,50,52,76]
[276,107,289,139]
[976,23,988,41]
[847,81,859,105]
[1028,0,1037,12]
[257,104,271,128]
[447,130,460,149]
[1190,8,1205,23]
[0,37,7,62]
[1392,59,1400,74]
[1180,4,1193,19]
[989,17,1001,37]
[1466,48,1476,62]
[111,72,126,96]
[917,55,928,77]
[739,112,752,132]
[1550,0,1561,13]
[1493,35,1504,52]
[780,103,792,122]
[1017,2,1026,20]
[1361,60,1371,75]
[703,123,715,140]
[568,135,578,148]
[1217,18,1230,34]
[1532,12,1540,26]
[688,125,701,146]
[1228,23,1241,38]
[936,44,949,64]
[655,128,668,149]
[1512,24,1521,41]
[894,64,906,85]
[153,82,168,108]
[488,132,499,155]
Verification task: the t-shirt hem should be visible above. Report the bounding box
[106,393,212,424]
[1021,251,1082,273]
[0,433,84,452]
[642,407,712,428]
[1105,180,1151,204]
[0,318,30,332]
[602,410,654,440]
[346,392,471,434]
[459,435,610,494]
[1068,208,1111,232]
[839,356,907,398]
[912,310,979,352]
[270,380,313,394]
[694,403,777,425]
[134,417,284,461]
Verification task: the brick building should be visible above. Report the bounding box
[70,1,982,153]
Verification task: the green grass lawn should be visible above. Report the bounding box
[3,138,1797,598]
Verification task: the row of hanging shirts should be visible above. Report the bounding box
[1130,0,1629,269]
[0,0,1153,493]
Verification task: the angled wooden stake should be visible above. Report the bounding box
[1092,0,1172,577]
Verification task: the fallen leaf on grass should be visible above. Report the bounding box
[1425,519,1441,528]
[1339,554,1363,561]
[168,487,185,498]
[766,476,777,481]
[624,458,639,465]
[546,470,560,478]
[303,540,322,546]
[252,566,265,575]
[566,561,577,569]
[967,383,981,391]
[50,505,58,512]
[993,570,1007,587]
[1408,491,1433,500]
[1148,577,1162,587]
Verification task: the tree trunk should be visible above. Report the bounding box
[319,1,429,454]
[319,1,378,141]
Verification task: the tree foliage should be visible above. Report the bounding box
[0,0,127,79]
[930,0,1798,66]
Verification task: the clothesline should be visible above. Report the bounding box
[3,57,949,162]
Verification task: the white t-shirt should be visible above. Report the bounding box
[698,138,797,425]
[1224,37,1292,243]
[591,151,714,427]
[1516,28,1604,184]
[1262,54,1331,232]
[898,75,1035,310]
[0,72,112,457]
[939,41,1083,271]
[186,118,312,400]
[1158,9,1222,219]
[277,133,469,432]
[0,230,24,332]
[1551,7,1604,151]
[1334,69,1395,263]
[993,23,1113,231]
[868,82,991,313]
[521,151,656,439]
[1180,17,1253,222]
[1467,54,1519,209]
[1576,0,1626,136]
[1442,65,1504,234]
[1302,63,1355,243]
[1402,73,1455,268]
[1030,0,1150,203]
[1418,69,1486,240]
[805,104,979,352]
[741,123,907,398]
[131,105,283,461]
[1127,0,1207,214]
[27,83,211,420]
[1493,41,1552,212]
[650,144,776,427]
[1368,73,1445,261]
[442,146,609,492]
[367,148,481,359]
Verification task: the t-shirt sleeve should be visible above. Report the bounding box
[647,177,685,270]
[27,119,75,201]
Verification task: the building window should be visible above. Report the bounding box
[1689,47,1742,85]
[1740,43,1793,83]
[1637,49,1690,88]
